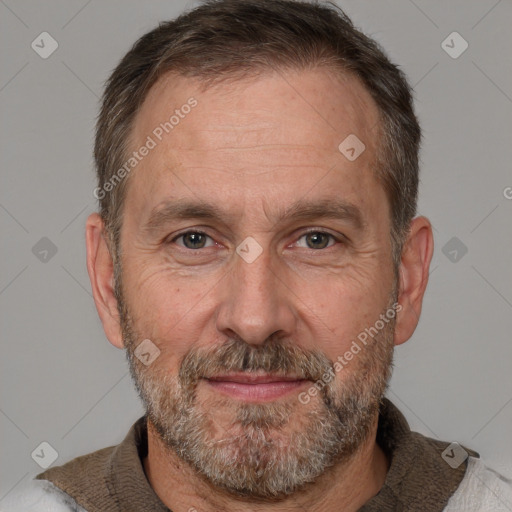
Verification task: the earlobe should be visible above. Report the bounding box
[393,216,434,346]
[85,213,125,349]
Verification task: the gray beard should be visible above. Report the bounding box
[119,295,395,500]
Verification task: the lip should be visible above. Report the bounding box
[204,373,309,401]
[207,372,304,384]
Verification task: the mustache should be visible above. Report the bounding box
[178,337,333,386]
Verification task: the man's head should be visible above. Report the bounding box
[86,0,433,501]
[94,0,421,270]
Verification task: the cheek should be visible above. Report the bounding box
[125,257,198,315]
[304,271,392,358]
[122,264,213,360]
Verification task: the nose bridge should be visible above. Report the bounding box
[215,242,295,345]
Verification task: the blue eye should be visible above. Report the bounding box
[173,231,214,249]
[296,231,338,249]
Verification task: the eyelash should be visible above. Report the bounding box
[169,229,344,250]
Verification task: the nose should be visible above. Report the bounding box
[215,244,296,346]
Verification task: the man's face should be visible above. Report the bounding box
[116,69,397,498]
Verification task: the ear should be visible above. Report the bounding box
[394,216,434,346]
[85,213,124,349]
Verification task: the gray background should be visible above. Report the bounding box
[1,0,511,502]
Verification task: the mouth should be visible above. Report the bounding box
[204,372,309,402]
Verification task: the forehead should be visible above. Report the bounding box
[126,68,384,219]
[133,68,379,149]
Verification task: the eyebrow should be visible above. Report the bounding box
[143,197,365,234]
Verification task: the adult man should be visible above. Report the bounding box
[5,0,511,510]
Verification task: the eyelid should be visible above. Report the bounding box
[300,227,344,238]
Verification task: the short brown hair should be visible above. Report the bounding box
[94,0,420,269]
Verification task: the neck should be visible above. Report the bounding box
[143,417,389,512]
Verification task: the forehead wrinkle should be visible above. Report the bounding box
[170,143,323,152]
[142,196,366,237]
[180,165,333,180]
[159,144,343,179]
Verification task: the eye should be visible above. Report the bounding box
[295,231,339,250]
[172,231,215,250]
